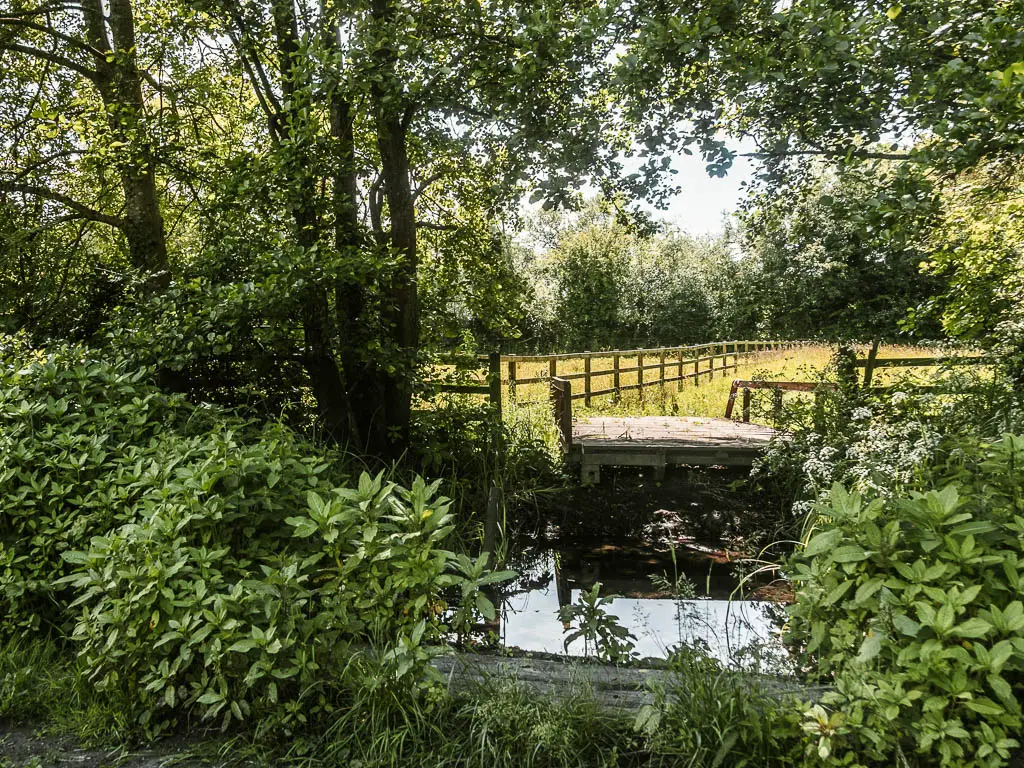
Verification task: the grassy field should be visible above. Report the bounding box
[501,343,948,425]
[423,342,980,459]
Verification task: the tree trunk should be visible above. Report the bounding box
[329,82,390,454]
[272,0,352,444]
[82,0,169,286]
[371,0,419,457]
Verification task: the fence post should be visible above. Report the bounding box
[613,353,621,401]
[550,378,572,452]
[694,354,700,387]
[863,340,880,387]
[771,387,783,425]
[488,351,502,421]
[507,357,517,404]
[659,350,666,390]
[742,388,751,423]
[677,348,684,391]
[837,344,858,392]
[725,379,739,418]
[549,357,557,382]
[584,354,592,407]
[637,350,644,401]
[488,351,503,456]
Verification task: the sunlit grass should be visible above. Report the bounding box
[505,344,951,423]
[424,343,985,445]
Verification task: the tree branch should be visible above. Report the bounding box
[0,4,85,20]
[0,180,125,228]
[0,40,99,81]
[0,17,103,57]
[743,148,918,162]
[13,149,83,181]
[411,171,444,202]
[415,221,460,232]
[368,172,384,239]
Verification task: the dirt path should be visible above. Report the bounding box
[0,722,210,768]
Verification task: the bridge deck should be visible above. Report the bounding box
[569,416,776,483]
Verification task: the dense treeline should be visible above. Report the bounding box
[464,169,946,354]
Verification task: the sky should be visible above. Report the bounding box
[656,149,758,236]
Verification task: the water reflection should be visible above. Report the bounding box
[498,547,791,670]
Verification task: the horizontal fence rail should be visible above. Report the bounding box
[858,354,991,387]
[428,340,799,410]
[725,380,836,422]
[725,352,993,422]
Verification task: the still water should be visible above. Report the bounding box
[497,544,791,669]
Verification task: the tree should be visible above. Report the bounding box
[614,0,1024,180]
[736,163,944,340]
[0,0,173,282]
[151,0,628,455]
[922,159,1024,377]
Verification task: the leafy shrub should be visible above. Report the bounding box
[0,338,506,736]
[790,435,1024,766]
[0,336,224,631]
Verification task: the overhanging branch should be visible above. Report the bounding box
[743,148,918,162]
[1,180,125,228]
[0,40,99,81]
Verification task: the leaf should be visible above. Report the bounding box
[952,617,993,639]
[989,674,1015,706]
[634,704,661,735]
[892,614,921,637]
[886,5,902,19]
[712,731,739,767]
[822,579,855,606]
[476,569,517,586]
[831,546,870,563]
[475,593,496,620]
[965,698,1005,716]
[804,528,843,558]
[855,578,884,605]
[857,631,882,663]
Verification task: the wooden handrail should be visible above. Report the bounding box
[725,380,836,420]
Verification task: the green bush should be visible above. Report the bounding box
[789,435,1024,767]
[0,339,505,737]
[0,336,221,631]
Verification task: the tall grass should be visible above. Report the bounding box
[0,635,135,744]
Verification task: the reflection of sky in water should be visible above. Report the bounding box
[501,553,790,670]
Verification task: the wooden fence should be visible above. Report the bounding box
[431,350,503,417]
[431,340,796,411]
[724,351,993,422]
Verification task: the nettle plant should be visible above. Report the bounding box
[790,434,1024,767]
[558,583,637,663]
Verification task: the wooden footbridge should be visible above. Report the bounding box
[556,414,776,483]
[431,340,797,482]
[428,341,990,482]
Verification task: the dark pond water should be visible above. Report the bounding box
[496,541,792,670]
